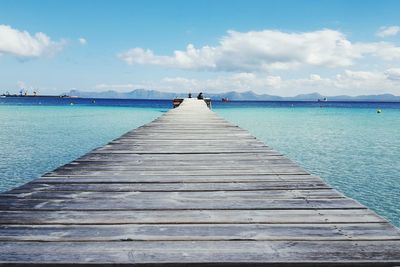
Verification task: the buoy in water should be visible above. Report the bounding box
[70,102,74,106]
[377,109,382,113]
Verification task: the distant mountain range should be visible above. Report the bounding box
[67,89,400,102]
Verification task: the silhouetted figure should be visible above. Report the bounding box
[197,92,204,100]
[188,93,192,98]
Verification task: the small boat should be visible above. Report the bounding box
[317,97,328,102]
[222,97,230,102]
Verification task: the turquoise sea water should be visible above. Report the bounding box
[0,98,399,227]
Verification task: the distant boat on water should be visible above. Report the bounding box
[1,88,79,98]
[317,97,328,102]
[222,97,230,102]
[1,93,78,98]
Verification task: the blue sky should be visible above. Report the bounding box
[1,0,400,96]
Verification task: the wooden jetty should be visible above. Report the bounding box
[0,98,399,266]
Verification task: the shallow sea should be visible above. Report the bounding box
[0,97,399,227]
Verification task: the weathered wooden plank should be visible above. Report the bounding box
[103,140,268,145]
[1,223,399,242]
[60,162,297,169]
[46,169,309,176]
[33,174,333,183]
[2,189,343,200]
[55,163,300,169]
[69,157,294,164]
[8,181,331,193]
[93,150,280,155]
[75,153,287,161]
[97,140,267,145]
[115,137,260,142]
[0,241,399,264]
[78,153,286,159]
[111,136,258,141]
[0,209,385,225]
[92,149,277,154]
[0,198,363,211]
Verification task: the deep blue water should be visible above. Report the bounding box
[0,97,399,227]
[0,96,172,109]
[2,96,399,109]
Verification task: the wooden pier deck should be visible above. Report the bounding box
[0,98,399,266]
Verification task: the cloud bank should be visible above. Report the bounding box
[119,29,400,71]
[104,68,399,96]
[0,24,64,58]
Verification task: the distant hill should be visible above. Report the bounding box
[66,89,400,102]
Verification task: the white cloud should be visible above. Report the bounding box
[355,41,400,61]
[118,45,216,69]
[0,24,64,58]
[283,69,400,95]
[337,70,384,81]
[332,70,388,91]
[78,38,87,45]
[309,74,322,81]
[376,26,400,37]
[107,73,283,93]
[277,69,400,95]
[384,68,400,81]
[118,29,400,71]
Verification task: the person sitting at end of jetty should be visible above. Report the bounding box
[197,92,204,100]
